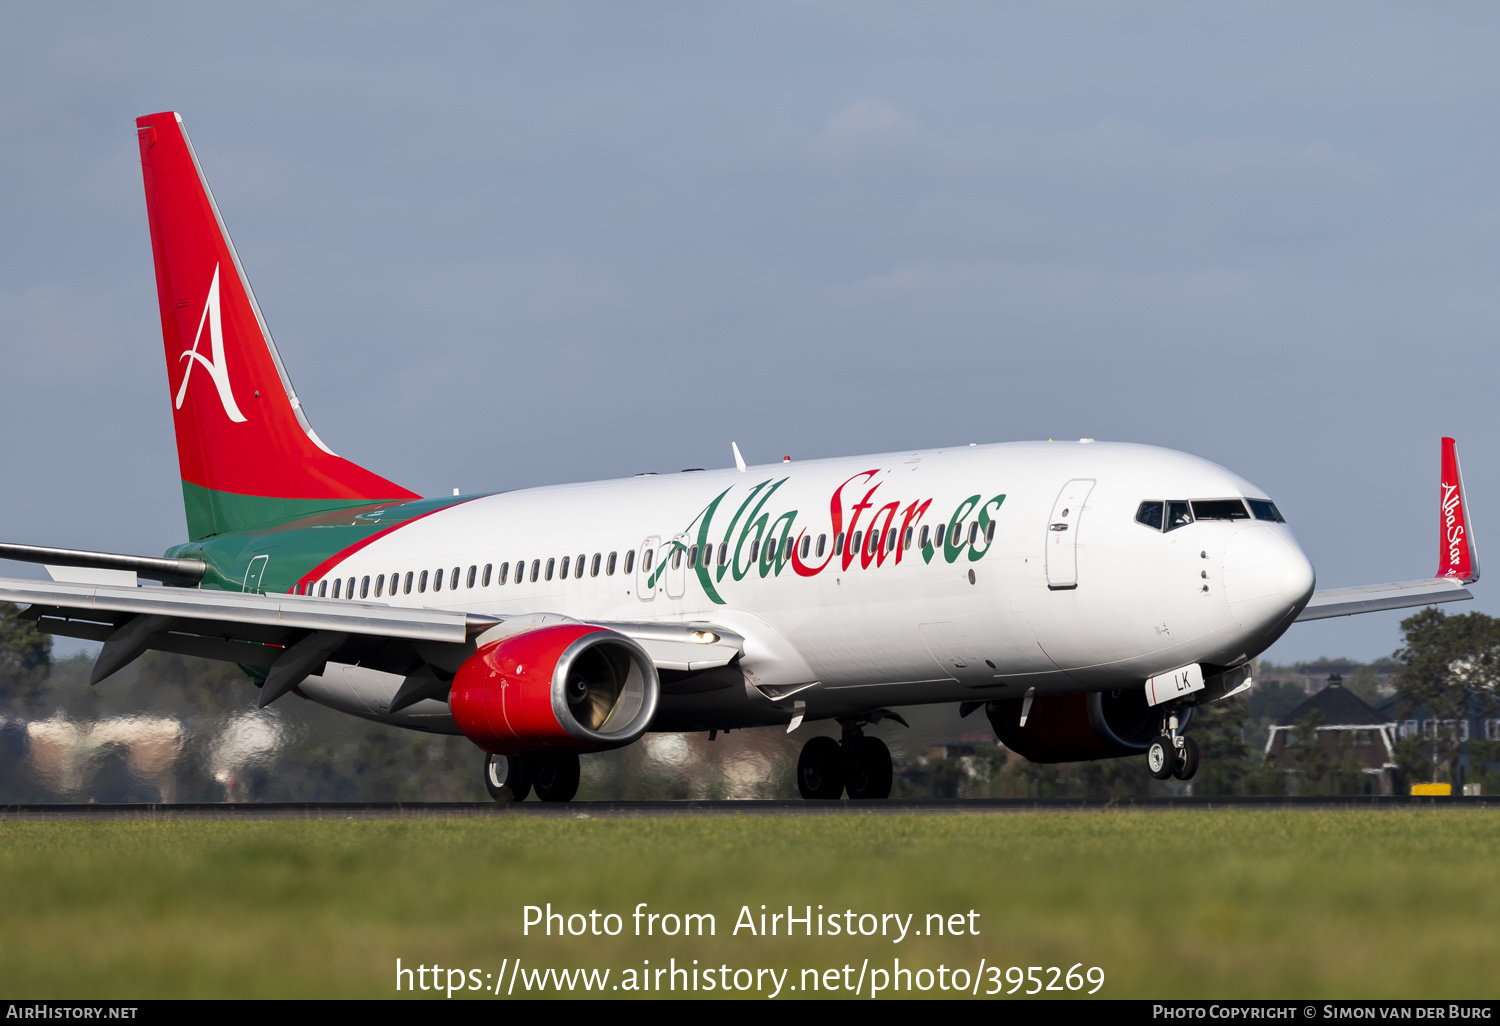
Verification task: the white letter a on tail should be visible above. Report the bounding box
[175,263,247,422]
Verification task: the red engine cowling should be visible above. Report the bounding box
[986,689,1190,763]
[450,624,659,755]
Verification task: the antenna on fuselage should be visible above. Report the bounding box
[732,442,746,473]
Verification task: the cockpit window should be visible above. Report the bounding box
[1248,499,1285,523]
[1135,501,1164,530]
[1165,501,1193,531]
[1191,499,1250,521]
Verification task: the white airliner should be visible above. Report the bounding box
[0,112,1480,801]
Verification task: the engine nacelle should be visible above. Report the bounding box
[986,689,1191,763]
[450,624,659,755]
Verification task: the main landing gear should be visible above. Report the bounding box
[796,714,902,800]
[484,752,581,802]
[1146,708,1200,782]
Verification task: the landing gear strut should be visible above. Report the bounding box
[1146,708,1200,782]
[484,752,581,802]
[795,713,902,799]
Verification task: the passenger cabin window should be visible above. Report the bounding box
[1191,499,1250,521]
[607,552,617,576]
[624,551,635,575]
[1248,499,1285,523]
[1166,502,1193,531]
[546,558,556,581]
[530,559,540,582]
[904,527,914,549]
[434,568,444,591]
[560,556,570,579]
[467,565,477,588]
[482,564,492,587]
[1136,501,1165,531]
[642,549,654,572]
[801,536,811,559]
[717,543,728,567]
[404,571,414,594]
[919,526,930,549]
[419,570,429,593]
[319,581,328,598]
[576,554,585,578]
[817,534,827,557]
[834,533,844,555]
[672,547,683,569]
[499,562,509,585]
[333,579,341,599]
[347,577,356,599]
[591,553,601,577]
[361,576,371,599]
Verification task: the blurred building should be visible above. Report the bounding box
[1374,694,1500,791]
[1264,680,1397,794]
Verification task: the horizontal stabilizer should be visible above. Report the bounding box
[0,542,205,586]
[1295,577,1472,622]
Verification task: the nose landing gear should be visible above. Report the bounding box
[795,712,905,799]
[1146,708,1200,781]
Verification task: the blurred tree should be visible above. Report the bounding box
[1393,609,1500,788]
[0,601,52,713]
[1343,659,1400,705]
[1285,710,1365,795]
[1190,694,1252,796]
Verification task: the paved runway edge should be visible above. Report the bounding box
[0,795,1493,819]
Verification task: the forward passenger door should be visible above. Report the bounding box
[1046,479,1095,590]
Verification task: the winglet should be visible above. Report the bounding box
[732,442,746,473]
[1438,437,1479,583]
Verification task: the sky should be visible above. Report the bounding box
[2,2,1499,664]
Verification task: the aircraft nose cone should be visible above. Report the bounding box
[1223,525,1315,626]
[1276,539,1316,607]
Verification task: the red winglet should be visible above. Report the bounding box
[1438,437,1479,583]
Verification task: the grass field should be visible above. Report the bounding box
[0,809,1495,999]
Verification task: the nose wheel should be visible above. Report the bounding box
[1146,732,1200,781]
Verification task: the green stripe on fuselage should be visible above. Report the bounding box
[180,480,410,543]
[167,489,479,594]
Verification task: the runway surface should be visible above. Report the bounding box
[0,795,1491,819]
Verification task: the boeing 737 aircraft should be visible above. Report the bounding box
[0,112,1481,801]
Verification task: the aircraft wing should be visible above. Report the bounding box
[1295,436,1480,623]
[0,574,742,707]
[1294,577,1473,621]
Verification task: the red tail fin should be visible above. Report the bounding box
[135,112,417,541]
[1438,437,1479,582]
